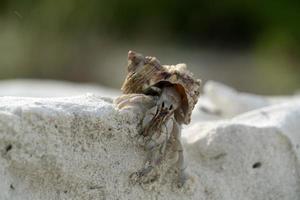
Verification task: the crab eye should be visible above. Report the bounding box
[161,102,165,108]
[169,105,173,110]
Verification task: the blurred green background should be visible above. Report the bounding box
[0,0,299,94]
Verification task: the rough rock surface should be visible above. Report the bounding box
[0,93,300,200]
[183,101,300,200]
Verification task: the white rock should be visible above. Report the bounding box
[0,79,120,98]
[0,94,199,200]
[183,100,300,200]
[0,94,299,200]
[193,81,300,122]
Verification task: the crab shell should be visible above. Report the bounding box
[121,51,201,124]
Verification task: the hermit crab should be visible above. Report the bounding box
[114,51,201,187]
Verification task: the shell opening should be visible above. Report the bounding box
[150,81,189,124]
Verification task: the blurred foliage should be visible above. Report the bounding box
[0,0,299,94]
[1,0,300,48]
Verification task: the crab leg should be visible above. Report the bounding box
[132,112,174,182]
[172,122,188,187]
